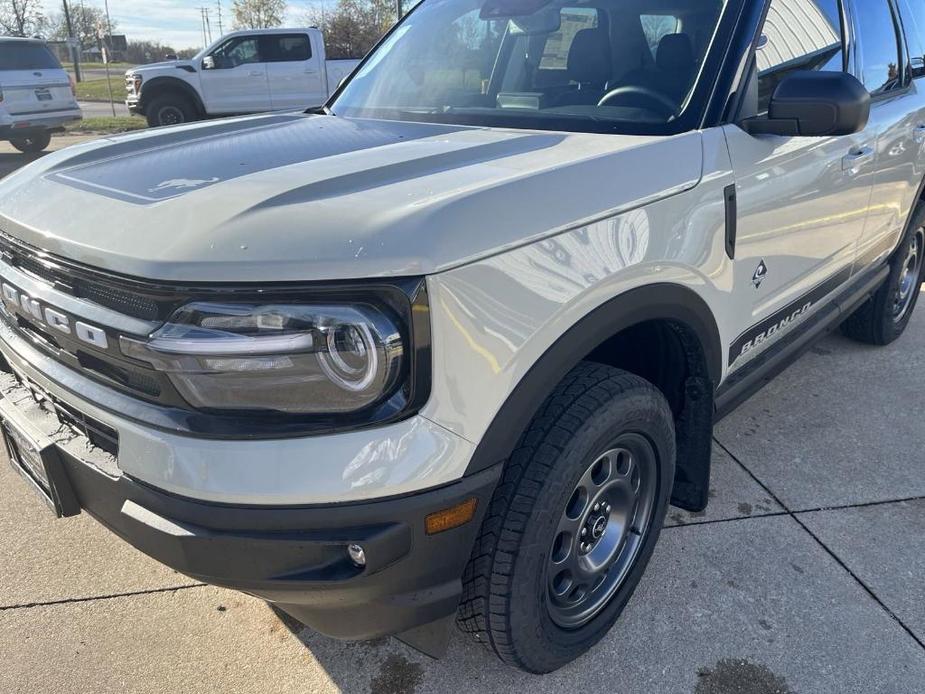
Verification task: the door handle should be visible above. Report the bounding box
[249,70,263,77]
[304,68,319,74]
[914,125,925,144]
[842,146,875,171]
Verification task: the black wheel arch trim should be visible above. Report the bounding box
[139,77,205,116]
[462,283,722,477]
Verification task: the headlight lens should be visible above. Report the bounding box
[120,302,404,414]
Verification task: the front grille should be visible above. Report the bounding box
[73,278,160,321]
[0,231,175,321]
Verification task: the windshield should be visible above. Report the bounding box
[0,43,62,71]
[331,0,727,134]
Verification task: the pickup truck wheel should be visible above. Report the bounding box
[146,95,196,128]
[457,362,675,673]
[10,132,52,153]
[842,203,925,345]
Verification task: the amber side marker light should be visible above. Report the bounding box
[425,497,478,535]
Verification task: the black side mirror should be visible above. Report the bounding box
[742,71,870,137]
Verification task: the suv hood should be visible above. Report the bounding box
[0,113,703,282]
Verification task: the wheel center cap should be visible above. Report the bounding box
[591,516,607,539]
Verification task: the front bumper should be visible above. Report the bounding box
[0,367,501,640]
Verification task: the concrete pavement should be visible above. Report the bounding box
[78,100,131,118]
[0,144,923,692]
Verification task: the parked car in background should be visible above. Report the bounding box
[0,37,81,153]
[125,28,360,127]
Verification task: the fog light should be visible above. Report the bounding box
[347,543,366,567]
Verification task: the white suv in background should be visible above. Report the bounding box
[0,38,81,153]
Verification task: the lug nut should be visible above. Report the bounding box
[581,528,587,537]
[605,504,611,513]
[593,503,600,511]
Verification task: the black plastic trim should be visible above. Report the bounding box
[724,183,737,259]
[463,284,722,476]
[53,449,502,641]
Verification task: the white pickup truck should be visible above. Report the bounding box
[125,28,359,127]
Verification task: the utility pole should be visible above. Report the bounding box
[198,7,212,46]
[215,0,223,38]
[396,0,403,20]
[61,0,82,82]
[102,0,116,116]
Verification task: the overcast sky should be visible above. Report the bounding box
[41,0,332,50]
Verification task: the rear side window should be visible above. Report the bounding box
[853,0,903,94]
[897,0,925,77]
[259,35,312,62]
[0,43,62,70]
[755,0,845,112]
[538,8,600,69]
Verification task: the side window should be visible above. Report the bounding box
[538,8,600,70]
[640,14,681,59]
[260,35,312,63]
[853,0,903,94]
[756,0,845,112]
[897,0,925,78]
[210,37,260,69]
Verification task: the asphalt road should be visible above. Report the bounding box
[0,142,924,693]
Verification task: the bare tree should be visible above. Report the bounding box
[47,5,115,52]
[0,0,47,37]
[303,0,396,60]
[231,0,286,30]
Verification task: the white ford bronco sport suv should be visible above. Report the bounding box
[125,28,359,128]
[1,0,924,674]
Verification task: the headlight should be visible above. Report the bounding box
[120,302,405,414]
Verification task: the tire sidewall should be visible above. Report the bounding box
[147,96,195,128]
[505,387,675,671]
[10,132,52,153]
[880,205,925,341]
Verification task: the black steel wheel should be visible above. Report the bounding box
[458,362,675,673]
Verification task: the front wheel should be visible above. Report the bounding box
[145,94,197,128]
[10,132,52,153]
[457,362,675,673]
[842,201,925,345]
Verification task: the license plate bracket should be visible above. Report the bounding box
[1,399,80,518]
[35,88,52,101]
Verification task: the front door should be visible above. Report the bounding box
[199,35,271,114]
[723,0,875,371]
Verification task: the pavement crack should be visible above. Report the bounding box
[713,437,925,654]
[664,510,790,529]
[0,583,207,611]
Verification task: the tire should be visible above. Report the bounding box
[10,132,52,153]
[842,201,925,345]
[145,94,197,128]
[457,362,676,673]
